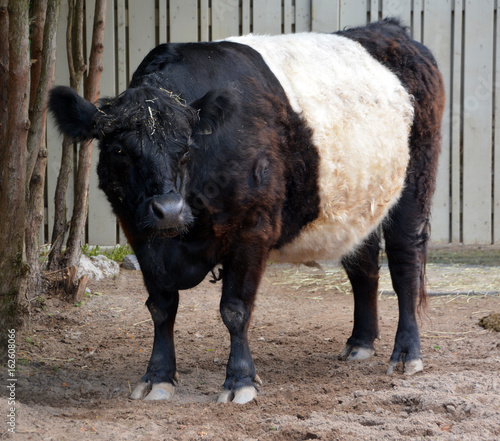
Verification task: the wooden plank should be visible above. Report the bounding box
[46,0,74,246]
[462,0,494,244]
[128,0,156,73]
[295,0,311,32]
[283,0,293,34]
[382,0,412,27]
[495,1,500,244]
[212,0,240,40]
[412,0,423,41]
[169,0,198,42]
[370,0,379,22]
[450,0,463,243]
[242,0,251,34]
[312,0,340,33]
[340,0,368,28]
[199,0,210,41]
[159,0,168,43]
[423,0,453,244]
[253,0,282,35]
[86,0,117,246]
[116,0,127,92]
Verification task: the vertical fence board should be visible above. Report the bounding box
[283,0,293,34]
[242,0,251,34]
[46,0,74,246]
[369,0,379,22]
[128,1,156,74]
[86,0,117,246]
[295,0,311,32]
[253,0,282,34]
[212,0,240,40]
[462,0,494,244]
[423,0,452,243]
[312,0,340,32]
[199,0,210,41]
[495,2,500,243]
[340,0,368,28]
[170,0,198,42]
[382,0,412,26]
[412,0,423,41]
[159,0,168,43]
[116,0,127,92]
[450,0,463,243]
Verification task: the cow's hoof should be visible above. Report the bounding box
[130,381,175,400]
[386,358,423,375]
[144,382,175,400]
[130,381,151,400]
[339,344,375,361]
[217,386,257,404]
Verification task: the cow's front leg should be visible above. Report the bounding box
[217,251,267,404]
[130,291,179,400]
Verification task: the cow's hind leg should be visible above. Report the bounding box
[130,291,179,400]
[383,191,429,375]
[217,247,267,404]
[340,231,380,361]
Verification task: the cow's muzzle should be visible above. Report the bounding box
[145,192,191,235]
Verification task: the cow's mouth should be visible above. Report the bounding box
[158,227,186,238]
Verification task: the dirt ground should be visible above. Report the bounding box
[2,249,500,441]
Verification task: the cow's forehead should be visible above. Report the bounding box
[96,85,197,142]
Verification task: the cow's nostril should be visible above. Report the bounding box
[151,200,166,220]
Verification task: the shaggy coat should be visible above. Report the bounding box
[49,18,445,403]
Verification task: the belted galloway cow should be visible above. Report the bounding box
[49,18,445,404]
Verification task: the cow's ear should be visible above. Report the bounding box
[190,88,239,135]
[48,86,99,141]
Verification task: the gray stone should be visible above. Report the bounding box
[122,254,141,270]
[92,255,120,278]
[78,255,104,281]
[78,254,120,281]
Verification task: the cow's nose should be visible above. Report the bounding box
[148,193,184,228]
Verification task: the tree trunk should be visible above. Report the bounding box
[0,0,30,358]
[48,0,86,270]
[0,0,9,167]
[64,0,107,268]
[25,0,60,301]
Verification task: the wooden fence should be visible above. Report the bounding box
[44,0,500,246]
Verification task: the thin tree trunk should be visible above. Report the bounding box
[25,0,60,301]
[0,0,9,166]
[29,1,47,113]
[48,0,86,270]
[47,135,73,270]
[0,0,30,358]
[64,0,107,268]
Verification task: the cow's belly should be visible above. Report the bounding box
[228,33,413,263]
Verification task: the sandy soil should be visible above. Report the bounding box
[2,258,499,441]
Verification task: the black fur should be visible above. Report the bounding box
[49,86,98,141]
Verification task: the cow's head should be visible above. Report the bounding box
[49,85,237,239]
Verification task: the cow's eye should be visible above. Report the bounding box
[112,146,128,158]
